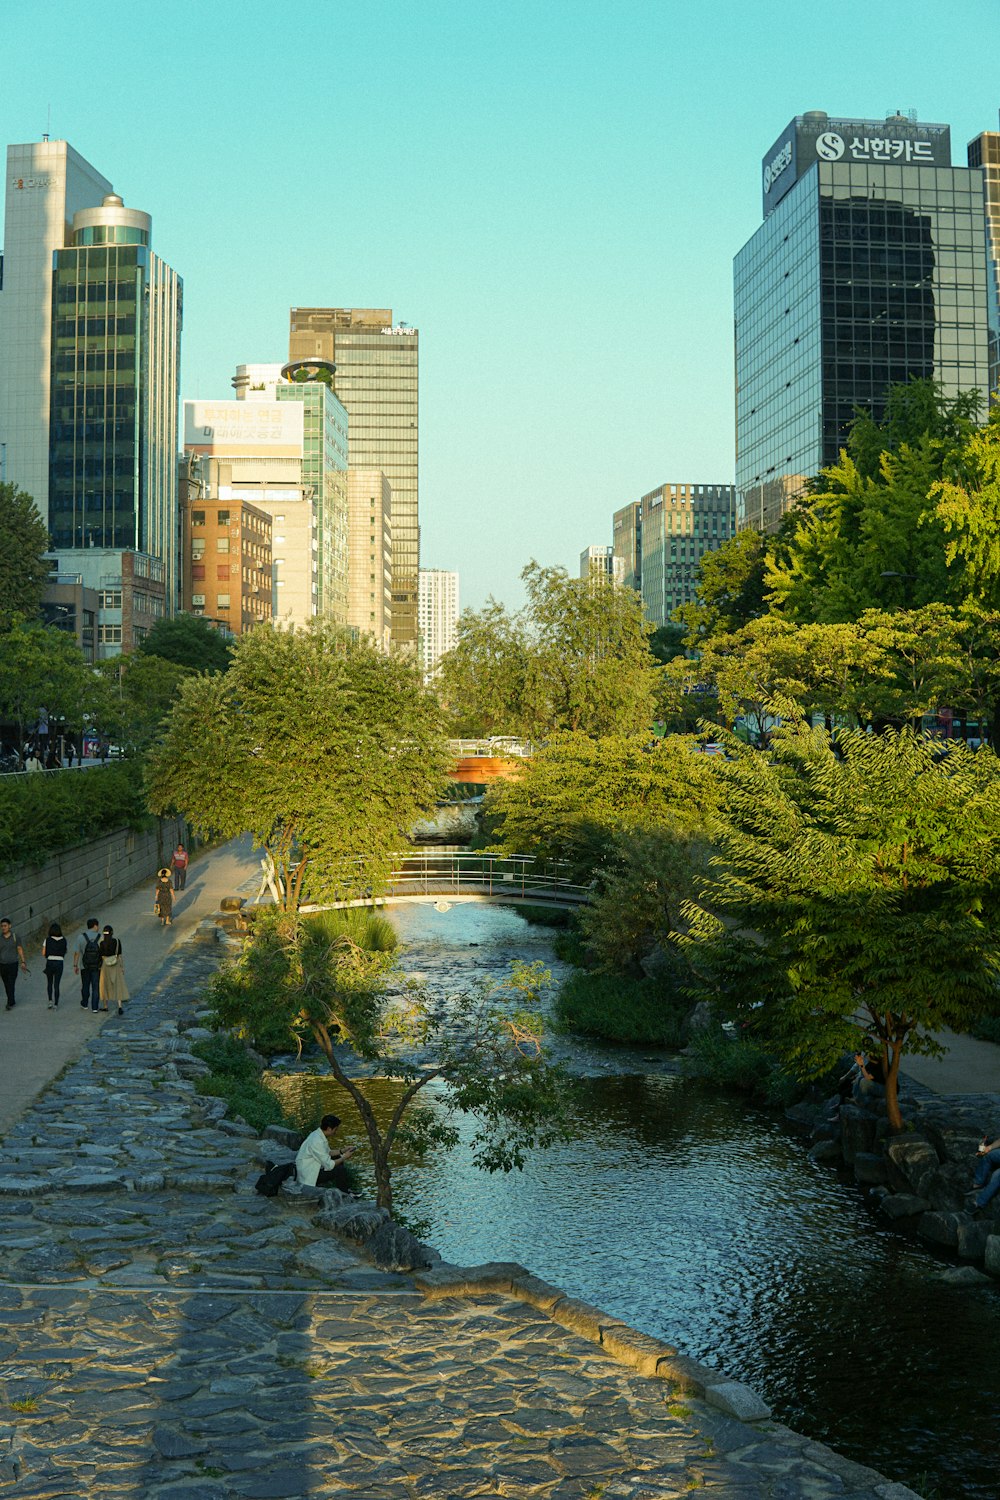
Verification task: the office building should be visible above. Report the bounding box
[580,545,624,584]
[347,469,392,650]
[735,111,992,531]
[179,491,271,635]
[185,398,314,626]
[418,568,459,681]
[967,124,1000,396]
[612,502,642,594]
[0,139,112,516]
[231,365,350,622]
[0,142,182,654]
[631,484,736,626]
[289,308,419,649]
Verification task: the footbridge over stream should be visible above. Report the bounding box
[302,851,590,912]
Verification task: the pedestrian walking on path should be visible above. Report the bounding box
[171,842,189,891]
[42,922,67,1008]
[74,918,103,1011]
[97,926,128,1016]
[154,869,173,926]
[0,917,28,1009]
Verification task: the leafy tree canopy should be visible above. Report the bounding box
[436,562,658,739]
[0,482,51,629]
[138,613,233,673]
[682,725,1000,1132]
[92,653,191,757]
[768,381,992,624]
[147,622,451,910]
[0,618,94,747]
[483,731,720,882]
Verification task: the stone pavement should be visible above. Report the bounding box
[0,924,925,1497]
[0,836,260,1137]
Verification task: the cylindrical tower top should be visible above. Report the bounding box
[71,194,151,247]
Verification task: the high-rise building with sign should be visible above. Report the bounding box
[288,308,419,650]
[418,569,458,682]
[0,141,183,655]
[735,111,992,532]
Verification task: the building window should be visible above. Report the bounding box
[217,565,229,580]
[217,593,230,608]
[192,510,205,526]
[192,540,205,559]
[192,565,206,582]
[217,537,230,553]
[192,594,206,606]
[98,590,122,609]
[98,624,123,644]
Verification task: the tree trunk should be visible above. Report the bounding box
[884,1050,904,1133]
[310,1021,394,1210]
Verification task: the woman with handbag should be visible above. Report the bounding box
[154,868,173,927]
[98,925,129,1016]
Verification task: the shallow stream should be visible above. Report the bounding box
[268,901,1000,1500]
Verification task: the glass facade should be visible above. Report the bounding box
[48,239,182,603]
[275,381,349,622]
[634,484,736,626]
[735,159,991,531]
[289,309,419,649]
[967,132,1000,397]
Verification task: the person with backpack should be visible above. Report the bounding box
[73,918,103,1011]
[97,925,128,1017]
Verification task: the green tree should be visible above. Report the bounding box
[0,618,94,750]
[92,654,191,757]
[138,613,233,673]
[436,562,658,739]
[0,483,50,629]
[484,731,719,882]
[682,726,1000,1132]
[147,622,450,911]
[932,408,1000,607]
[209,908,571,1214]
[769,382,988,624]
[675,528,770,644]
[580,827,707,979]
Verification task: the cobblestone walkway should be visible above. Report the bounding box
[0,935,923,1499]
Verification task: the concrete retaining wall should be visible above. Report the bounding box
[0,825,166,941]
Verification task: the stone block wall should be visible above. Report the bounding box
[0,825,166,941]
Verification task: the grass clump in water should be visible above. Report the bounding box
[555,971,688,1046]
[683,1028,800,1108]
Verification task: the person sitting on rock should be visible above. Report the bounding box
[968,1135,1000,1211]
[295,1114,356,1190]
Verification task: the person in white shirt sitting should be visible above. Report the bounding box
[295,1114,356,1189]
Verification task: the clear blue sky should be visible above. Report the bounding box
[3,1,997,610]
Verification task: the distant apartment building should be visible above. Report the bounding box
[613,484,736,626]
[185,397,314,626]
[0,140,182,655]
[418,569,459,681]
[347,469,392,650]
[179,491,271,635]
[580,545,624,584]
[289,308,419,649]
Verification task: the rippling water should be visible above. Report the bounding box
[270,900,1000,1500]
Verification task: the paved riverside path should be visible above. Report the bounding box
[0,932,924,1496]
[0,835,260,1137]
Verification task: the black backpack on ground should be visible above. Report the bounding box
[81,934,102,970]
[254,1161,296,1197]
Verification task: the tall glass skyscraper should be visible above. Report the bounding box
[289,308,419,649]
[734,112,992,532]
[49,195,182,612]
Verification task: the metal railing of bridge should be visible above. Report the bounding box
[382,850,589,905]
[447,739,535,758]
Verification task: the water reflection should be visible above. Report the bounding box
[268,900,1000,1500]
